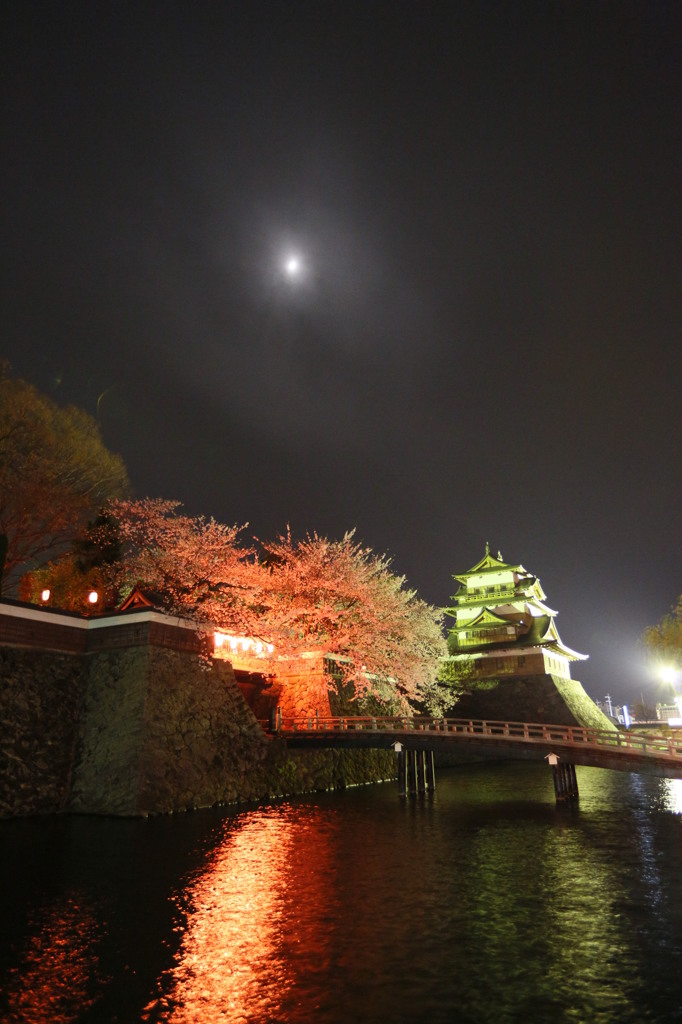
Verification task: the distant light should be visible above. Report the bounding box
[623,704,631,728]
[88,590,98,605]
[214,633,225,648]
[267,643,274,653]
[41,589,50,603]
[659,666,680,684]
[241,639,250,651]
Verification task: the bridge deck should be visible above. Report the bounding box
[269,716,682,779]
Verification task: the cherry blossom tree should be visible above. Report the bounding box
[103,498,262,636]
[256,530,448,709]
[83,503,450,711]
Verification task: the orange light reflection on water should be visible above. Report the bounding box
[145,805,337,1024]
[3,894,107,1024]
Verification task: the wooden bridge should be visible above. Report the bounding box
[267,713,682,800]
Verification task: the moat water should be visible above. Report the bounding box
[2,763,682,1024]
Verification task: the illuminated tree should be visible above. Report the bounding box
[257,530,448,709]
[0,367,129,594]
[99,506,448,711]
[436,654,477,691]
[104,498,260,634]
[642,597,682,670]
[19,558,110,614]
[19,513,122,612]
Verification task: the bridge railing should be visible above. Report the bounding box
[273,715,682,761]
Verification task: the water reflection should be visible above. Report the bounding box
[2,766,682,1024]
[658,777,682,814]
[144,804,338,1023]
[2,893,107,1024]
[541,826,645,1021]
[436,779,647,1022]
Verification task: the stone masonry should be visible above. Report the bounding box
[0,601,394,817]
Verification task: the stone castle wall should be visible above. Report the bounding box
[215,651,334,721]
[0,640,394,820]
[0,648,82,817]
[275,656,333,719]
[451,674,616,731]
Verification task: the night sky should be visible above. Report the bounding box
[3,2,681,705]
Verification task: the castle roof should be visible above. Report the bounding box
[118,585,165,612]
[445,545,588,661]
[452,542,533,584]
[523,615,587,660]
[464,607,517,628]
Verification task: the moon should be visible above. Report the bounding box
[283,253,303,278]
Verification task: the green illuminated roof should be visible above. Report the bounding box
[463,607,517,628]
[452,543,530,584]
[447,585,550,611]
[528,616,587,659]
[447,611,587,660]
[445,544,588,661]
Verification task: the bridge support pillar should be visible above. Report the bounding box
[398,750,436,797]
[416,750,426,794]
[425,750,436,793]
[398,750,407,797]
[567,762,579,798]
[407,750,418,796]
[552,762,579,802]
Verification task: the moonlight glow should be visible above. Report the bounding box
[283,254,302,278]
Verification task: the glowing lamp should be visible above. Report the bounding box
[41,589,51,602]
[660,666,679,684]
[214,633,225,648]
[88,590,98,605]
[241,639,250,651]
[267,643,274,653]
[255,641,263,654]
[229,638,238,650]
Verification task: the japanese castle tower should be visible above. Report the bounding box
[441,545,614,730]
[444,544,587,683]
